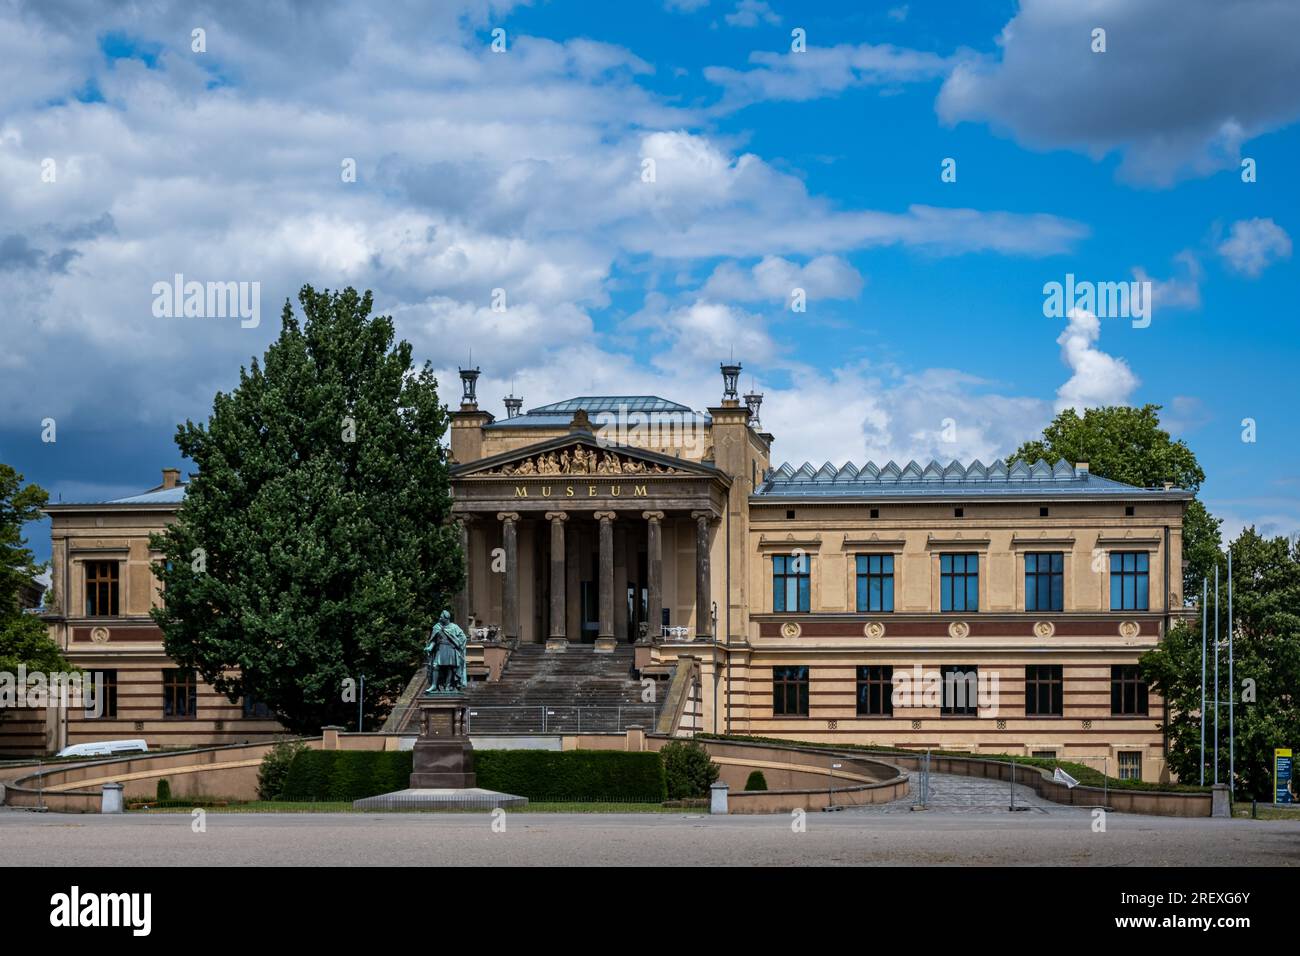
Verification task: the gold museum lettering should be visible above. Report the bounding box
[514,484,649,498]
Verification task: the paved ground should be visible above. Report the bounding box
[2,805,1296,866]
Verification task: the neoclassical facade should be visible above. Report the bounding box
[449,365,1191,782]
[9,364,1190,782]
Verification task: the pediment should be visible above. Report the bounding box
[453,435,717,479]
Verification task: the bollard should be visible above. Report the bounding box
[710,782,729,815]
[101,782,124,814]
[1210,783,1230,818]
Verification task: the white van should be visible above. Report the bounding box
[56,739,149,759]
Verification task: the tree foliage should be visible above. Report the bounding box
[1141,528,1300,797]
[1009,404,1221,597]
[150,286,462,734]
[0,464,67,673]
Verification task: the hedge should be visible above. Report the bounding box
[280,749,667,803]
[281,751,413,803]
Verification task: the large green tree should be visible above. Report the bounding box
[0,463,68,673]
[1141,528,1300,798]
[1009,404,1221,599]
[151,286,462,733]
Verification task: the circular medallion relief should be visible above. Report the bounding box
[1118,620,1141,639]
[780,621,802,639]
[864,621,886,639]
[1033,621,1056,638]
[948,621,970,639]
[90,626,110,644]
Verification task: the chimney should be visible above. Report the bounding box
[1075,461,1089,478]
[162,468,181,489]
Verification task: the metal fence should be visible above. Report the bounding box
[465,704,659,734]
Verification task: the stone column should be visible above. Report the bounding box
[613,522,629,643]
[545,512,568,651]
[643,511,664,643]
[692,510,713,641]
[497,512,520,644]
[594,511,617,652]
[454,517,471,627]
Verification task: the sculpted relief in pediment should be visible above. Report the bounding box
[485,446,687,477]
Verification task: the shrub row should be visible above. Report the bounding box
[281,750,412,802]
[279,749,667,803]
[474,750,666,803]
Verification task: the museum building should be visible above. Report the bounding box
[9,364,1191,782]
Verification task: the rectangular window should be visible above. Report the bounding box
[940,665,979,717]
[856,665,894,716]
[1110,665,1149,716]
[773,554,811,612]
[1025,552,1064,612]
[1109,551,1149,610]
[85,670,117,719]
[1024,665,1063,717]
[1118,751,1143,781]
[1031,750,1058,760]
[162,668,197,719]
[855,554,895,612]
[84,561,120,617]
[940,553,979,612]
[772,665,810,717]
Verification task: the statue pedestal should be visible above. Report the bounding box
[410,694,476,789]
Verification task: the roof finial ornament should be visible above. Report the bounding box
[743,382,763,428]
[720,359,742,406]
[458,364,481,409]
[504,376,522,419]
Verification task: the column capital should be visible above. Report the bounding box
[496,511,520,523]
[641,510,665,522]
[544,511,569,522]
[594,510,617,522]
[690,510,715,524]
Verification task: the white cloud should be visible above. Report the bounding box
[724,0,781,28]
[1054,309,1139,413]
[706,43,950,107]
[1133,250,1202,313]
[1216,218,1292,277]
[702,255,864,302]
[936,0,1300,186]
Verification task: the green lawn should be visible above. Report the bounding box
[1232,803,1300,821]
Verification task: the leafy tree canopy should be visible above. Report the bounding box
[1142,528,1300,797]
[151,286,462,733]
[1010,404,1221,596]
[0,464,67,674]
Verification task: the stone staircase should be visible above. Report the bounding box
[384,644,663,735]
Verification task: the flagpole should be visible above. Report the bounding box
[1200,577,1207,786]
[1228,548,1234,798]
[1213,563,1220,786]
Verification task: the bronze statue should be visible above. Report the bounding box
[425,610,467,694]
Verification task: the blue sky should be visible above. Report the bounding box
[1,0,1297,567]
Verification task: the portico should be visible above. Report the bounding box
[450,427,728,650]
